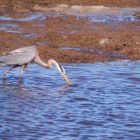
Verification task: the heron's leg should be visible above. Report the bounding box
[2,66,17,79]
[19,64,25,80]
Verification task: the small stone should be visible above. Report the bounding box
[62,35,68,40]
[136,42,140,45]
[99,38,109,46]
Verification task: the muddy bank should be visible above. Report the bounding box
[0,1,140,63]
[0,0,140,12]
[0,0,140,16]
[0,16,139,63]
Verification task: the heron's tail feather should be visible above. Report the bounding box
[0,57,3,62]
[0,56,5,66]
[0,63,5,67]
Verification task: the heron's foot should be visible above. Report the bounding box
[19,77,23,83]
[19,76,23,81]
[2,74,7,80]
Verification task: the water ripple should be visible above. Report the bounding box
[0,61,140,139]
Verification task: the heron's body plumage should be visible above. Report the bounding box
[0,46,36,65]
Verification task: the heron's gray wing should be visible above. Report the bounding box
[10,46,36,54]
[0,52,35,65]
[0,46,37,65]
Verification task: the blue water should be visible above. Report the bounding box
[0,61,140,140]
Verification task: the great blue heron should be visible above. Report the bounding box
[0,46,70,85]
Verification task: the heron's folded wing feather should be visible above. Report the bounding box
[10,46,36,53]
[0,52,35,65]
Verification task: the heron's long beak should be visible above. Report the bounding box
[61,72,70,86]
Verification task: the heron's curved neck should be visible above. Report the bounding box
[34,56,70,85]
[34,56,49,68]
[48,59,64,73]
[34,56,61,71]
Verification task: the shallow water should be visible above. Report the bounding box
[0,6,140,25]
[0,6,139,39]
[65,6,140,22]
[33,5,140,22]
[0,61,140,139]
[60,47,128,59]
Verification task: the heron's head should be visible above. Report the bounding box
[57,64,70,86]
[48,59,70,85]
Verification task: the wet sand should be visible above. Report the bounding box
[0,0,140,63]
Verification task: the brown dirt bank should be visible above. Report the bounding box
[0,1,140,63]
[0,16,140,63]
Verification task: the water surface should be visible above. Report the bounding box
[0,61,140,139]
